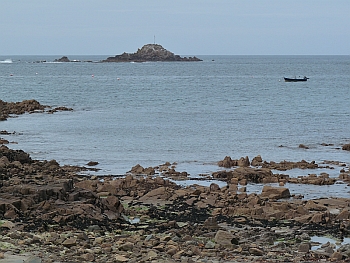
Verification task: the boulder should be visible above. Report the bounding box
[75,179,98,192]
[237,156,250,167]
[0,145,32,164]
[209,183,220,192]
[342,144,350,151]
[62,237,77,248]
[218,156,237,168]
[115,254,129,263]
[251,155,263,166]
[139,186,172,204]
[249,247,264,256]
[331,251,343,261]
[298,243,311,253]
[214,230,237,247]
[260,186,291,199]
[0,139,9,144]
[129,164,144,174]
[203,217,219,229]
[336,209,350,220]
[304,200,327,211]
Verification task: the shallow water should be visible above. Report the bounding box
[1,55,350,185]
[311,236,350,250]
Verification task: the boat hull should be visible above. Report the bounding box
[284,77,309,82]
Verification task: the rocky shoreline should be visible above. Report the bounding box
[1,100,350,262]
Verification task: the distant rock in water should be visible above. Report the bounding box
[54,56,81,62]
[54,56,70,62]
[102,44,202,62]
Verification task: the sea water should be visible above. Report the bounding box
[1,56,350,193]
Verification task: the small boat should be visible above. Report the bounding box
[284,76,309,82]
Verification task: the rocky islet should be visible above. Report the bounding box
[1,100,350,262]
[53,44,202,63]
[101,44,202,62]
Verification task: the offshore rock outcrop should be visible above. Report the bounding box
[102,44,202,62]
[54,56,71,62]
[0,99,46,121]
[0,99,73,121]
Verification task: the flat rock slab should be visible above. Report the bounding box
[0,254,41,263]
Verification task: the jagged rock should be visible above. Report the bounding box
[129,164,145,174]
[237,156,250,167]
[0,146,124,230]
[0,99,46,121]
[251,155,263,166]
[218,156,237,168]
[2,145,350,262]
[0,145,32,164]
[217,156,250,168]
[102,44,202,62]
[0,99,72,121]
[54,56,70,62]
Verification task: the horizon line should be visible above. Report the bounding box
[1,54,349,57]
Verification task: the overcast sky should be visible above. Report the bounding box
[1,0,349,55]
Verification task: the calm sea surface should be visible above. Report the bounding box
[1,55,350,183]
